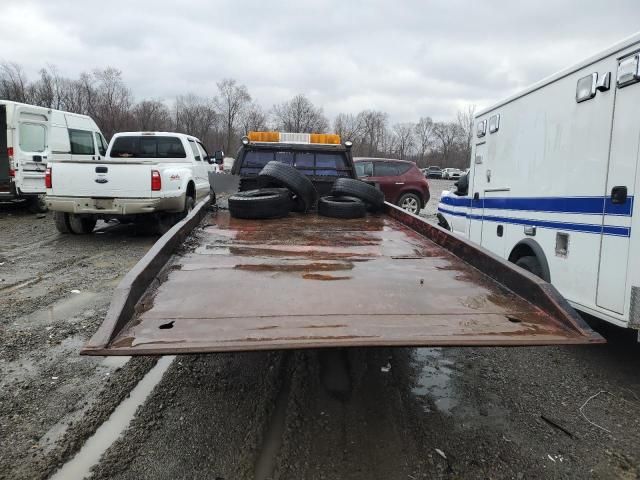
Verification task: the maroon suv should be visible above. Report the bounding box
[354,158,430,214]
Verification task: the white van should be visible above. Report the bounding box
[437,32,640,333]
[0,101,105,212]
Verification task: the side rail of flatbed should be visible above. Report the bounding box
[82,199,604,356]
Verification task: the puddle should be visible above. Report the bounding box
[411,348,458,414]
[99,356,131,369]
[30,292,100,324]
[49,356,175,480]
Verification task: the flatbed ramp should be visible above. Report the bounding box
[83,203,603,355]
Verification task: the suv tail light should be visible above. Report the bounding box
[45,167,52,188]
[151,170,162,191]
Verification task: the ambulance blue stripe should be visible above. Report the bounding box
[437,206,631,237]
[439,195,634,216]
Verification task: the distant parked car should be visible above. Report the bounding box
[354,157,430,214]
[425,166,443,178]
[442,168,462,180]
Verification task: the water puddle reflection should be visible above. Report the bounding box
[411,348,458,414]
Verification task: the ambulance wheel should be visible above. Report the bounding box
[515,256,543,279]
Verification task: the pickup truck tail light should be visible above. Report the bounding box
[45,167,52,188]
[151,170,162,191]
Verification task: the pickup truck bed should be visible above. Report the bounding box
[82,200,603,355]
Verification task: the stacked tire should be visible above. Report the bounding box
[228,161,316,219]
[227,162,385,221]
[316,178,384,219]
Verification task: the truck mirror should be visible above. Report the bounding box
[214,150,224,163]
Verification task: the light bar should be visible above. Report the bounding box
[247,131,341,145]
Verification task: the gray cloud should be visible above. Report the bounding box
[1,0,639,122]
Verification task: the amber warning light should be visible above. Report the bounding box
[246,131,341,145]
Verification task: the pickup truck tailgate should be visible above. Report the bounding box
[83,203,603,355]
[50,162,151,197]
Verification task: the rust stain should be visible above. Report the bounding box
[234,262,354,273]
[302,273,352,281]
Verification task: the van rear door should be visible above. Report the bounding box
[596,55,640,315]
[14,105,49,194]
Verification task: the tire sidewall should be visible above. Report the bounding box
[398,193,421,214]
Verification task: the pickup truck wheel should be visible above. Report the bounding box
[318,196,366,219]
[398,193,421,215]
[228,188,292,219]
[331,178,385,210]
[68,214,97,234]
[257,161,317,212]
[53,212,72,234]
[515,256,543,279]
[27,195,48,214]
[175,195,195,222]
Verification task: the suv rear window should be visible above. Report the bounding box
[241,150,349,176]
[110,136,186,158]
[374,162,399,176]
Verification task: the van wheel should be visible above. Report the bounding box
[28,195,48,214]
[53,212,72,234]
[398,193,421,215]
[68,214,97,234]
[515,256,543,279]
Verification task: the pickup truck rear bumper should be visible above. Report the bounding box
[46,195,184,215]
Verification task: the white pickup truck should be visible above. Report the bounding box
[46,132,221,234]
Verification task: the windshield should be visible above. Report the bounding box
[110,136,187,158]
[241,150,349,176]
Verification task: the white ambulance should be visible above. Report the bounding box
[0,101,105,212]
[437,32,640,333]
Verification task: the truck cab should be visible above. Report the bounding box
[231,132,356,199]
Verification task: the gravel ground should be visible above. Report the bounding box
[2,189,640,480]
[420,178,454,222]
[0,203,158,480]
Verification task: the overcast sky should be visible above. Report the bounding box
[1,0,639,123]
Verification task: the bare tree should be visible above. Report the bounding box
[392,122,415,160]
[456,104,476,164]
[240,102,268,134]
[0,62,30,102]
[333,113,363,144]
[132,100,172,131]
[414,116,434,167]
[433,121,461,167]
[356,110,387,156]
[175,94,218,143]
[91,68,134,139]
[272,94,328,133]
[215,78,251,153]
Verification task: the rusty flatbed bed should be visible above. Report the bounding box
[83,201,603,355]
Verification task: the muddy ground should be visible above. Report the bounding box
[2,184,640,480]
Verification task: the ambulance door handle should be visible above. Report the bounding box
[611,186,627,204]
